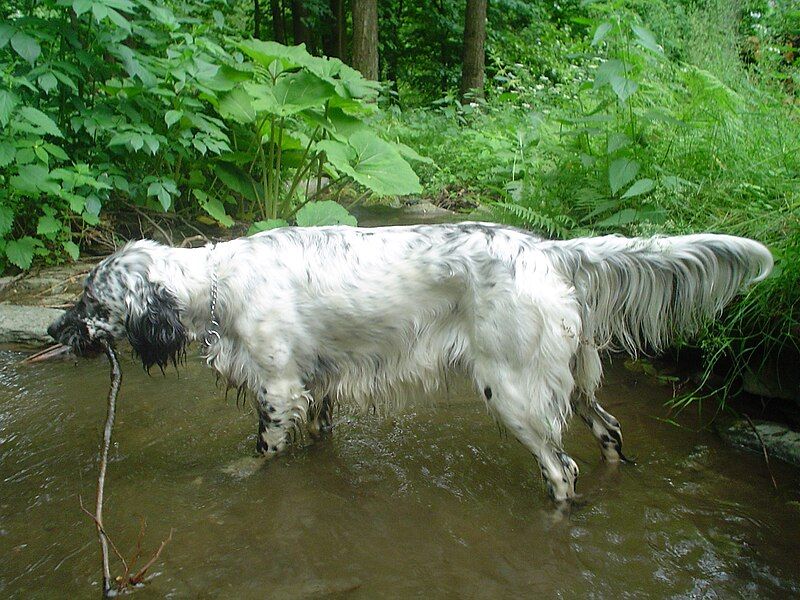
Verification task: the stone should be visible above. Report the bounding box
[742,360,800,405]
[0,304,64,344]
[719,418,800,467]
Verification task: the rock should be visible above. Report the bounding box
[0,304,64,344]
[742,358,800,405]
[719,419,800,467]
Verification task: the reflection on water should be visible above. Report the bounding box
[1,349,798,598]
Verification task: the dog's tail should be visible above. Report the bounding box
[541,234,773,354]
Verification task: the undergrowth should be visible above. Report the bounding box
[389,0,800,406]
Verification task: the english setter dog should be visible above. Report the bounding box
[47,223,772,502]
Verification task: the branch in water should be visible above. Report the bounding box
[80,343,173,597]
[96,342,121,595]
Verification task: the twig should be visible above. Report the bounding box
[179,234,209,248]
[178,217,209,241]
[33,270,92,297]
[20,343,71,364]
[79,496,129,574]
[124,203,174,246]
[129,529,174,585]
[743,414,779,490]
[0,271,29,294]
[122,518,144,585]
[78,343,174,596]
[96,343,122,596]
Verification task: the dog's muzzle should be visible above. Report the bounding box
[47,311,107,357]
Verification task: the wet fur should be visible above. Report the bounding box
[47,223,772,502]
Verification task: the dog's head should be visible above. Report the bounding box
[47,241,187,370]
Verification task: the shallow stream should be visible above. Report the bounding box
[1,349,799,598]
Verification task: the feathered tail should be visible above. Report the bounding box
[541,234,773,354]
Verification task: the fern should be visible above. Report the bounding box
[492,202,575,239]
[680,64,744,118]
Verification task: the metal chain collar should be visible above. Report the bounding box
[203,244,221,350]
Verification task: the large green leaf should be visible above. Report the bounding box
[632,25,662,54]
[248,219,288,235]
[620,178,655,199]
[18,107,63,138]
[0,206,14,236]
[319,132,421,197]
[303,106,370,141]
[5,237,39,269]
[593,60,623,89]
[193,189,233,227]
[197,64,252,93]
[608,158,640,195]
[239,40,312,70]
[607,133,631,155]
[592,22,612,46]
[217,87,256,124]
[595,208,640,228]
[295,201,357,227]
[0,142,15,167]
[303,55,379,99]
[0,23,13,48]
[146,179,177,211]
[273,71,336,113]
[165,110,183,128]
[72,0,92,17]
[200,198,234,227]
[63,240,80,260]
[609,75,638,102]
[37,214,62,237]
[10,31,40,65]
[0,90,19,127]
[213,163,259,202]
[246,72,335,117]
[10,164,59,196]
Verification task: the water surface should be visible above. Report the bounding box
[1,350,799,598]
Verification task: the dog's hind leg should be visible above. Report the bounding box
[572,346,629,463]
[576,398,629,463]
[307,395,334,439]
[255,381,312,456]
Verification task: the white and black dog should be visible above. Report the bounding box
[47,223,772,502]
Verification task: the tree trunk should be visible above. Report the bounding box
[459,0,487,100]
[352,0,378,80]
[382,0,402,98]
[291,0,308,46]
[322,0,344,58]
[254,0,262,39]
[270,0,286,44]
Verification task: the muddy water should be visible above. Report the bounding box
[1,350,799,599]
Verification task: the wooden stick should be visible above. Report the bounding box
[20,343,71,364]
[743,414,779,490]
[129,528,174,585]
[96,343,122,597]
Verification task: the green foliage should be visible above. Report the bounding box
[393,0,800,406]
[0,0,423,272]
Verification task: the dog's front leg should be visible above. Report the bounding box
[255,382,311,456]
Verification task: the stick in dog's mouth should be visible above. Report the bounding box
[20,343,73,364]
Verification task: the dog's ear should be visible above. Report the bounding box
[125,283,186,372]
